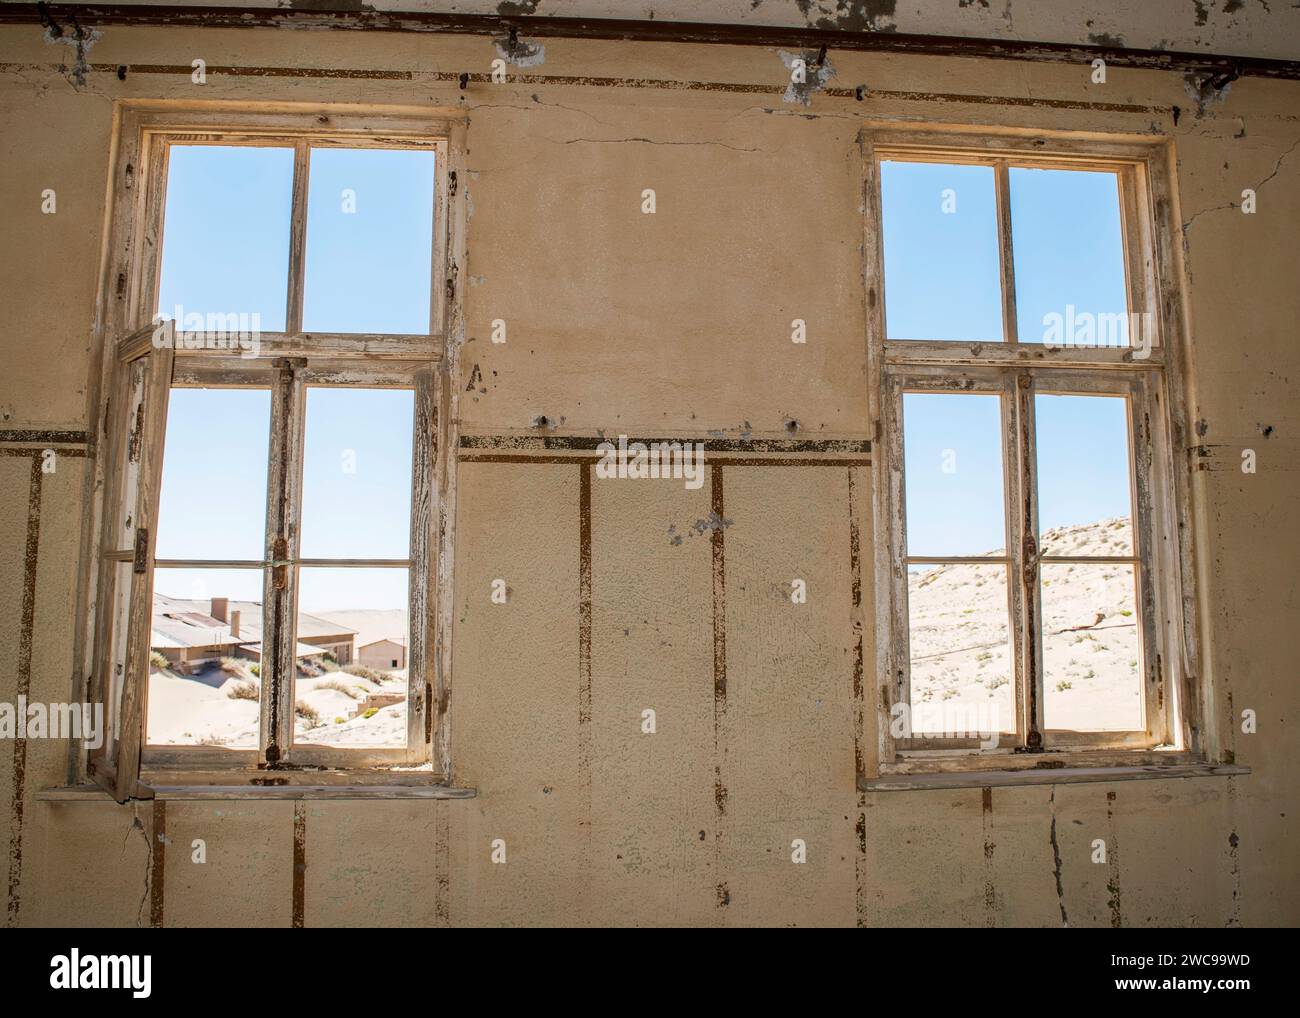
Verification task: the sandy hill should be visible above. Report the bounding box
[908,516,1141,734]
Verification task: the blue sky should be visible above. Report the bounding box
[157,144,434,333]
[881,160,1128,344]
[886,160,1135,564]
[903,392,1134,561]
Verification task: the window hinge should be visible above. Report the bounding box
[132,527,149,574]
[1021,532,1038,584]
[272,536,289,590]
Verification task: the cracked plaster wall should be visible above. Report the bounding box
[0,11,1296,927]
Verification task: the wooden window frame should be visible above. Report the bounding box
[863,129,1211,779]
[82,106,467,799]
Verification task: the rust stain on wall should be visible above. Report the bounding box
[150,799,165,928]
[4,454,42,928]
[292,802,307,928]
[577,461,593,905]
[710,463,729,913]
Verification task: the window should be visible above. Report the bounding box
[867,134,1203,775]
[87,110,459,799]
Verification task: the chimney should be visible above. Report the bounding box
[210,597,228,623]
[229,610,241,639]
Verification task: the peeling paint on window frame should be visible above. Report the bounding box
[861,127,1214,781]
[79,104,469,800]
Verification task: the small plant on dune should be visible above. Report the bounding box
[227,680,259,701]
[295,700,321,726]
[314,678,359,699]
[150,651,170,670]
[250,663,261,677]
[219,657,245,675]
[342,663,388,685]
[1119,609,1132,617]
[1055,681,1073,692]
[362,707,379,719]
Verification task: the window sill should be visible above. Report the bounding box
[858,763,1249,792]
[37,783,477,802]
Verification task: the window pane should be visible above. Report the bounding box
[292,567,409,749]
[302,148,435,334]
[903,393,1006,557]
[1035,394,1133,556]
[147,567,264,748]
[156,388,271,560]
[299,387,414,559]
[1042,564,1143,731]
[908,563,1014,735]
[1011,168,1129,347]
[881,161,1003,342]
[158,145,293,333]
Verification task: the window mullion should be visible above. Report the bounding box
[1002,373,1029,748]
[260,357,306,765]
[286,139,311,335]
[994,160,1020,345]
[1013,372,1046,748]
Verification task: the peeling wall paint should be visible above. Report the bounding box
[0,13,1297,927]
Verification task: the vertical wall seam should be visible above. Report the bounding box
[149,799,165,928]
[849,467,868,927]
[6,454,43,927]
[710,463,729,917]
[434,804,450,927]
[292,802,307,928]
[577,462,593,919]
[982,786,996,928]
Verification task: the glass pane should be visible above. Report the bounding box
[158,145,293,333]
[1011,168,1130,347]
[903,393,1006,557]
[908,564,1014,736]
[156,388,272,560]
[292,567,409,749]
[1036,394,1133,556]
[299,387,414,559]
[302,148,435,334]
[1042,564,1143,731]
[881,161,1003,342]
[147,567,264,748]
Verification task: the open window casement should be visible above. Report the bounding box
[89,327,174,802]
[864,131,1212,781]
[83,111,464,797]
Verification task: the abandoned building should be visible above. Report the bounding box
[0,1,1296,932]
[151,593,359,670]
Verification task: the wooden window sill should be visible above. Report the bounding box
[859,763,1249,792]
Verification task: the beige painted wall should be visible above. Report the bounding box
[0,17,1296,926]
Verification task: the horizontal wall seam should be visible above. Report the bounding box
[4,5,1296,80]
[0,60,1168,115]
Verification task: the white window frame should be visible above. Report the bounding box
[863,129,1213,779]
[81,106,467,799]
